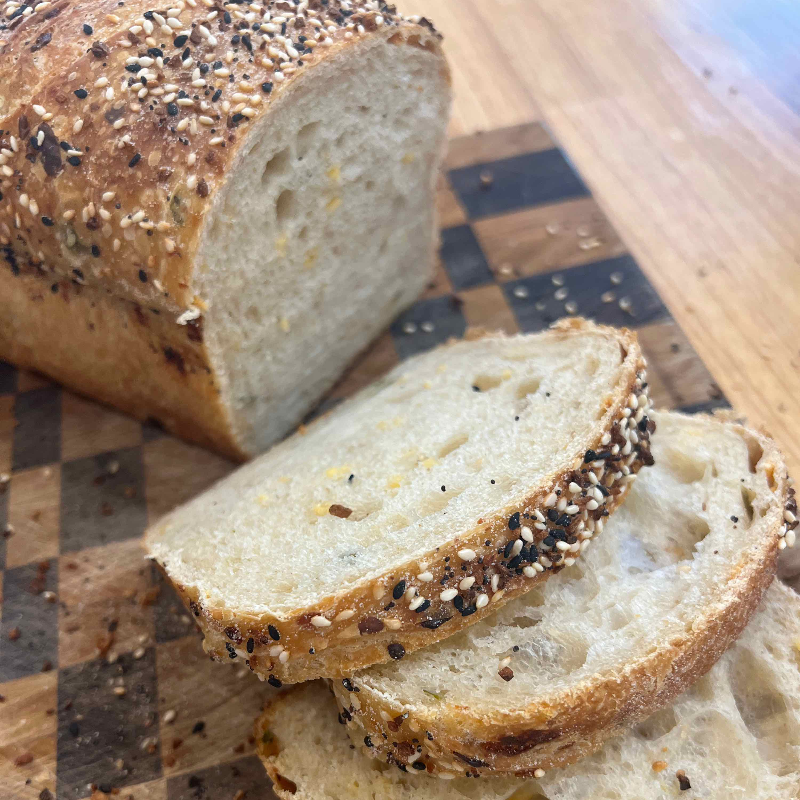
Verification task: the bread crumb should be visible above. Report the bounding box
[326,197,342,213]
[327,165,341,183]
[313,504,330,517]
[652,760,667,772]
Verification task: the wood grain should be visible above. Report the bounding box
[409,0,800,474]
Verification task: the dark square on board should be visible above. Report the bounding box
[60,446,147,553]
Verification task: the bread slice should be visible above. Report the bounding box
[332,410,796,775]
[255,579,800,800]
[146,319,653,684]
[0,3,451,459]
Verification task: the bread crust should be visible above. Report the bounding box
[149,320,654,684]
[0,1,446,459]
[332,417,795,776]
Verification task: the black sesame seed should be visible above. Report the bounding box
[261,81,273,93]
[50,283,59,293]
[83,23,93,35]
[91,245,100,258]
[557,515,572,528]
[246,637,254,654]
[471,385,481,392]
[392,580,406,600]
[730,515,739,523]
[41,216,54,226]
[267,675,282,688]
[583,449,597,463]
[212,89,222,102]
[441,485,446,492]
[342,678,355,692]
[138,269,147,282]
[420,616,451,629]
[638,415,649,432]
[174,34,188,47]
[129,153,141,168]
[167,103,178,116]
[364,735,373,748]
[387,643,405,660]
[268,624,280,641]
[547,509,559,522]
[412,761,426,770]
[452,595,464,611]
[414,599,431,614]
[503,540,515,559]
[508,511,521,530]
[508,555,522,570]
[192,721,205,733]
[348,474,355,482]
[67,155,82,166]
[543,535,555,548]
[68,721,80,736]
[460,604,477,617]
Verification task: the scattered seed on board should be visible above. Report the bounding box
[610,271,624,285]
[512,286,529,299]
[402,322,417,335]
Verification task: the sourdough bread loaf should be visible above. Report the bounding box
[146,320,653,683]
[256,579,800,800]
[0,0,451,459]
[332,410,795,776]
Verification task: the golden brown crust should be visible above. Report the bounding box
[153,322,654,684]
[0,1,445,458]
[332,420,792,777]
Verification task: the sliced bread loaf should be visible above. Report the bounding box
[146,320,653,684]
[256,579,800,800]
[0,2,451,459]
[332,410,796,775]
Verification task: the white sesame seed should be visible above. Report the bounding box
[408,596,426,611]
[475,593,489,609]
[209,137,224,146]
[568,482,581,494]
[279,650,290,663]
[417,571,433,582]
[534,768,546,778]
[779,538,787,550]
[520,526,533,542]
[439,589,458,602]
[404,586,417,602]
[310,615,330,627]
[554,287,568,301]
[544,492,557,508]
[198,115,215,126]
[566,504,580,515]
[785,510,797,524]
[601,432,612,446]
[269,645,283,656]
[510,539,523,557]
[32,104,46,116]
[523,566,536,578]
[586,499,599,511]
[459,577,476,591]
[457,548,477,561]
[556,541,570,552]
[385,618,402,630]
[334,609,355,621]
[539,556,553,568]
[163,709,177,724]
[787,529,796,547]
[512,285,529,299]
[610,271,624,285]
[557,496,567,512]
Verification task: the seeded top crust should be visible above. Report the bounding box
[148,324,642,615]
[0,0,440,311]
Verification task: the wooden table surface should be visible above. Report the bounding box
[404,0,800,476]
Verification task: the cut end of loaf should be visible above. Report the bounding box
[196,28,451,456]
[148,321,655,684]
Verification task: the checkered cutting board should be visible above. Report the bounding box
[0,123,731,800]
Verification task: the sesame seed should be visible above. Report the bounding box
[408,596,426,611]
[512,285,529,299]
[457,548,477,561]
[440,588,458,602]
[534,768,546,778]
[610,271,624,285]
[475,593,489,609]
[520,526,533,542]
[544,492,557,508]
[310,615,330,627]
[459,577,475,590]
[385,619,402,630]
[417,571,433,582]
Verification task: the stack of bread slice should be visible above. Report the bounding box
[146,320,799,799]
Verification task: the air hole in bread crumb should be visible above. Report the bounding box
[276,189,297,225]
[510,616,541,630]
[665,449,707,484]
[516,377,541,400]
[365,180,375,191]
[417,488,463,519]
[438,433,469,459]
[745,435,764,474]
[473,374,504,392]
[261,146,290,185]
[634,706,678,740]
[741,486,756,525]
[296,120,321,159]
[687,516,711,546]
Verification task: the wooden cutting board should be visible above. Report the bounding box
[0,122,731,800]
